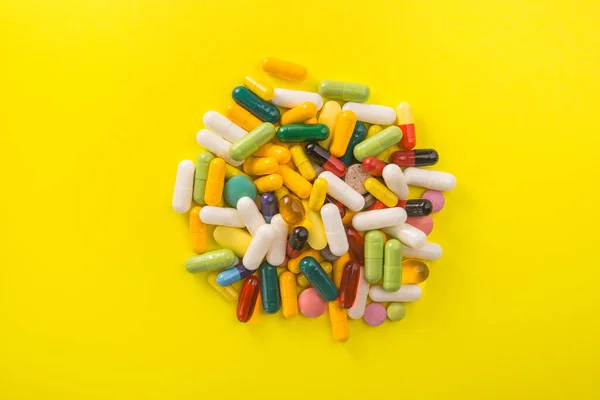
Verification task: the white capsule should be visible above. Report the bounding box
[266,214,288,266]
[199,206,245,227]
[369,285,422,302]
[172,160,195,214]
[272,88,324,110]
[403,242,442,260]
[243,224,275,270]
[383,224,427,249]
[318,171,365,212]
[403,167,456,191]
[342,102,396,125]
[203,110,248,142]
[236,196,266,236]
[348,267,370,319]
[352,208,407,231]
[320,204,348,256]
[196,129,244,167]
[382,164,409,199]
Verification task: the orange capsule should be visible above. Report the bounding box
[304,117,318,124]
[226,104,262,132]
[189,206,207,254]
[243,157,279,176]
[262,57,307,81]
[281,102,317,125]
[204,158,226,206]
[330,110,357,157]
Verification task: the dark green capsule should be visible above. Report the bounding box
[299,256,338,301]
[339,121,366,166]
[276,124,329,143]
[232,86,280,123]
[259,262,281,314]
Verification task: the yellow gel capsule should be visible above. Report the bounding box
[189,206,207,254]
[330,110,357,157]
[262,57,307,82]
[365,178,399,207]
[274,186,290,201]
[279,271,299,318]
[243,76,274,101]
[297,261,332,287]
[308,177,328,211]
[366,124,383,138]
[290,145,316,181]
[328,302,349,342]
[377,144,401,163]
[254,143,292,164]
[207,272,239,302]
[278,164,313,199]
[226,104,262,132]
[341,209,357,227]
[213,226,252,258]
[318,101,341,149]
[402,259,430,284]
[243,157,279,176]
[333,252,351,288]
[254,174,283,193]
[224,164,249,179]
[304,117,318,124]
[204,158,226,206]
[288,249,323,274]
[302,200,327,250]
[281,102,317,125]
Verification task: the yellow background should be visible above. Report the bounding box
[1,0,600,398]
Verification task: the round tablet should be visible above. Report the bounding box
[421,190,445,212]
[363,302,387,326]
[387,303,406,321]
[344,164,370,194]
[223,176,257,207]
[406,215,433,235]
[298,288,327,318]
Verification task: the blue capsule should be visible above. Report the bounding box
[216,263,253,286]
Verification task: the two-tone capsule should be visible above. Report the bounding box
[391,149,439,167]
[216,263,254,286]
[396,102,416,150]
[287,226,309,259]
[339,121,366,166]
[260,192,277,223]
[304,143,347,178]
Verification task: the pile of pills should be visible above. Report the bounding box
[172,57,456,342]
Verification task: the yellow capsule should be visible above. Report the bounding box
[204,158,226,206]
[341,209,357,227]
[278,164,312,199]
[254,174,283,193]
[402,259,430,284]
[262,57,307,82]
[288,249,323,274]
[274,186,290,201]
[330,110,357,157]
[226,104,262,132]
[243,157,279,176]
[304,117,318,124]
[308,177,328,211]
[377,144,401,163]
[213,226,252,258]
[290,145,316,181]
[224,164,249,180]
[302,200,327,250]
[297,261,332,287]
[318,101,341,149]
[207,272,239,302]
[279,271,299,318]
[243,76,274,101]
[328,301,349,342]
[281,102,317,125]
[254,143,292,164]
[366,124,383,138]
[189,206,207,254]
[365,178,399,207]
[333,253,351,288]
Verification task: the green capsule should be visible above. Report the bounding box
[193,152,215,204]
[318,80,370,103]
[276,124,329,143]
[387,303,406,321]
[353,126,402,161]
[185,249,236,273]
[339,121,366,166]
[223,175,257,206]
[259,262,281,314]
[365,230,385,283]
[229,122,276,161]
[299,256,338,301]
[383,239,403,292]
[232,86,280,123]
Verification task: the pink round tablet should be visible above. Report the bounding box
[363,302,387,326]
[298,288,327,318]
[406,215,433,235]
[421,190,445,212]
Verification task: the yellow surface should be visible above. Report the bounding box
[1,0,600,398]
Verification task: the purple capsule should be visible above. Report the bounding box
[260,192,278,223]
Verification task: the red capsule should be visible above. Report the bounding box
[362,157,387,177]
[326,195,346,218]
[237,275,260,323]
[368,200,388,211]
[399,124,416,150]
[323,157,347,178]
[345,227,365,265]
[338,261,360,308]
